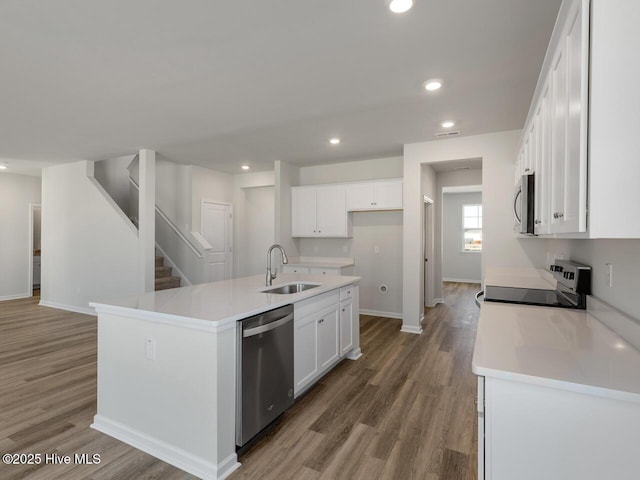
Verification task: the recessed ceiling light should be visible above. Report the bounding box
[387,0,413,13]
[329,138,341,145]
[0,162,7,170]
[241,165,250,170]
[424,79,442,91]
[441,120,455,129]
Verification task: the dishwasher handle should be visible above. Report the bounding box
[243,313,294,337]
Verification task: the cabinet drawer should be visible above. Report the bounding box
[282,265,310,274]
[340,285,354,301]
[310,267,340,276]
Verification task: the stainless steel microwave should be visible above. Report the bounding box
[514,172,535,235]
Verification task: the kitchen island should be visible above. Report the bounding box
[474,267,640,480]
[89,273,361,480]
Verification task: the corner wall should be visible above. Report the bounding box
[403,130,547,330]
[0,172,41,300]
[41,161,140,313]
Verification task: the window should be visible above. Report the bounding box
[463,204,482,252]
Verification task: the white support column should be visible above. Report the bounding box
[138,149,156,293]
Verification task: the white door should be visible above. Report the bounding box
[315,185,346,237]
[317,306,339,371]
[374,180,403,209]
[291,186,317,237]
[201,201,232,282]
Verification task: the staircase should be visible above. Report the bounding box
[155,255,181,291]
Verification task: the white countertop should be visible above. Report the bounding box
[90,273,360,328]
[483,266,556,290]
[474,267,640,403]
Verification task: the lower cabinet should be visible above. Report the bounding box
[480,375,640,480]
[293,285,358,396]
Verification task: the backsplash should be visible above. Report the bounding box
[546,238,640,321]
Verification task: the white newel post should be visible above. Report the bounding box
[138,149,156,293]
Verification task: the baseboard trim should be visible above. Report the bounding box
[38,300,96,316]
[346,348,362,360]
[0,292,32,302]
[443,278,481,284]
[91,415,240,480]
[400,324,423,335]
[359,309,402,320]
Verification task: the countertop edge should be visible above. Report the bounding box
[472,362,640,404]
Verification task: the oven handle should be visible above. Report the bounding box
[243,313,294,337]
[475,290,484,309]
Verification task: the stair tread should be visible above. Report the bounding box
[155,266,172,278]
[155,275,181,284]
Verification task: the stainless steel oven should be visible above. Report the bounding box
[514,172,535,235]
[236,304,294,448]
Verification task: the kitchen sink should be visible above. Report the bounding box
[262,283,320,294]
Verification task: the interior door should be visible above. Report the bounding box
[201,201,232,281]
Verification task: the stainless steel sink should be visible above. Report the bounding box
[262,283,319,294]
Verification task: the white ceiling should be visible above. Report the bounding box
[0,0,561,175]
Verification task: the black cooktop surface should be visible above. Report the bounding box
[484,285,578,308]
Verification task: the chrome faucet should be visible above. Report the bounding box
[266,244,288,286]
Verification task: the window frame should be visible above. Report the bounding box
[462,203,483,253]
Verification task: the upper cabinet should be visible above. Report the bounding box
[291,185,352,238]
[519,0,640,239]
[345,179,403,211]
[291,179,402,238]
[517,0,588,236]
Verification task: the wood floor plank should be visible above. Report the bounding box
[0,283,480,479]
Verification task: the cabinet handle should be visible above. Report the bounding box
[347,290,351,295]
[525,168,531,172]
[318,318,324,324]
[553,212,564,219]
[535,219,541,225]
[342,308,345,312]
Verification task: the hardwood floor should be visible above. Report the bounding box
[0,282,480,480]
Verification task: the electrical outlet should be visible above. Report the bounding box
[605,263,613,287]
[342,245,348,254]
[145,337,156,360]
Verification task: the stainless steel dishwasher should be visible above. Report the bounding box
[236,304,294,448]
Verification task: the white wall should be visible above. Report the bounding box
[403,130,547,330]
[41,161,141,313]
[295,157,404,317]
[546,239,640,321]
[0,172,41,300]
[93,155,136,217]
[274,161,300,261]
[298,156,402,185]
[442,192,482,283]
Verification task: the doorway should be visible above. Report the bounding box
[423,196,434,309]
[201,200,233,281]
[30,204,41,297]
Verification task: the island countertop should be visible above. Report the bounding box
[89,273,360,328]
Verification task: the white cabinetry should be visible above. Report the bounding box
[345,179,402,211]
[519,0,640,238]
[517,0,588,235]
[480,376,640,480]
[293,285,360,396]
[291,185,352,238]
[339,285,354,355]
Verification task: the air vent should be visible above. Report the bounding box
[436,130,461,138]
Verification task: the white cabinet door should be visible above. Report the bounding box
[317,306,339,371]
[345,183,374,210]
[316,185,347,237]
[535,82,552,235]
[339,299,353,356]
[374,179,403,209]
[294,313,318,394]
[562,0,588,233]
[550,41,568,234]
[291,187,317,237]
